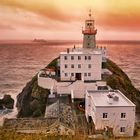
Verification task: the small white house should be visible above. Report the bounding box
[85,90,136,137]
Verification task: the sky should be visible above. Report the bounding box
[0,0,140,40]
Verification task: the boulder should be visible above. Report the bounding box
[0,95,14,109]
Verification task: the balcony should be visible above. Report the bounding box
[82,29,97,35]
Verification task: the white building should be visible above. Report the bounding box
[59,10,105,82]
[37,11,136,137]
[60,48,102,81]
[85,90,136,137]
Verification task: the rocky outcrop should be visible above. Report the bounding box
[16,75,50,118]
[103,59,140,112]
[16,57,140,118]
[0,95,14,109]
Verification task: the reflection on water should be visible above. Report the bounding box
[0,41,140,123]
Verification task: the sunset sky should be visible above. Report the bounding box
[0,0,140,40]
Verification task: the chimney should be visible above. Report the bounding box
[107,94,113,104]
[113,96,119,101]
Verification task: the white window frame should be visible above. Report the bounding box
[64,73,68,77]
[71,56,74,60]
[88,56,91,60]
[88,64,91,68]
[71,64,74,68]
[78,56,81,60]
[71,73,74,77]
[88,73,91,76]
[103,113,108,119]
[65,64,68,68]
[120,127,125,133]
[64,56,67,60]
[121,113,126,119]
[78,64,81,68]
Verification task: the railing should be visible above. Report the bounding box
[82,29,97,35]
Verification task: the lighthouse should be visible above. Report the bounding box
[82,10,97,48]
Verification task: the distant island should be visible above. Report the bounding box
[1,11,140,140]
[33,39,47,43]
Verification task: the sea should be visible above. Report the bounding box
[0,40,140,125]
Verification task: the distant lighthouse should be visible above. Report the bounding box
[82,10,97,48]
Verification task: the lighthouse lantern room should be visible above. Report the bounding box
[82,10,97,48]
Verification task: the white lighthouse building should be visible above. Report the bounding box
[60,11,104,82]
[37,11,135,137]
[82,10,97,48]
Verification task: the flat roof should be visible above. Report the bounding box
[60,48,102,55]
[87,90,135,107]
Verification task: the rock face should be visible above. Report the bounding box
[103,59,140,112]
[16,57,140,118]
[0,95,14,109]
[16,75,49,118]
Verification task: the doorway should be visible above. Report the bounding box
[75,73,81,80]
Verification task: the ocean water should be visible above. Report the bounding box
[0,41,140,124]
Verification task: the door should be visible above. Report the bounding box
[75,73,81,80]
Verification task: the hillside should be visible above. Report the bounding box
[16,58,140,118]
[103,59,140,112]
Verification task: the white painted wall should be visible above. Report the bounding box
[95,107,135,137]
[38,76,57,89]
[60,53,102,81]
[85,92,135,137]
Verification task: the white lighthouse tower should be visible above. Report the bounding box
[82,10,97,48]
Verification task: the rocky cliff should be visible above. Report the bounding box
[16,58,140,117]
[16,75,49,118]
[103,59,140,111]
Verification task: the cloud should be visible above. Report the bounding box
[0,23,15,30]
[0,0,140,40]
[0,0,76,22]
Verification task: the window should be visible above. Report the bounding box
[103,113,108,118]
[121,113,126,118]
[78,64,81,68]
[88,56,91,60]
[84,73,87,77]
[64,56,67,60]
[78,56,81,60]
[71,64,74,68]
[65,73,68,77]
[88,73,91,76]
[120,127,125,133]
[88,64,91,68]
[88,36,90,39]
[88,43,90,46]
[85,56,87,60]
[65,64,68,68]
[71,56,74,60]
[71,73,74,77]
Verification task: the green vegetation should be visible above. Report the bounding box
[0,128,86,140]
[103,59,140,112]
[17,75,49,118]
[3,58,140,139]
[46,57,58,69]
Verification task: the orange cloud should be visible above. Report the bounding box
[0,0,140,40]
[0,0,75,22]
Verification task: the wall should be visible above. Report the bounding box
[83,35,96,48]
[60,53,102,81]
[38,76,57,89]
[85,94,135,137]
